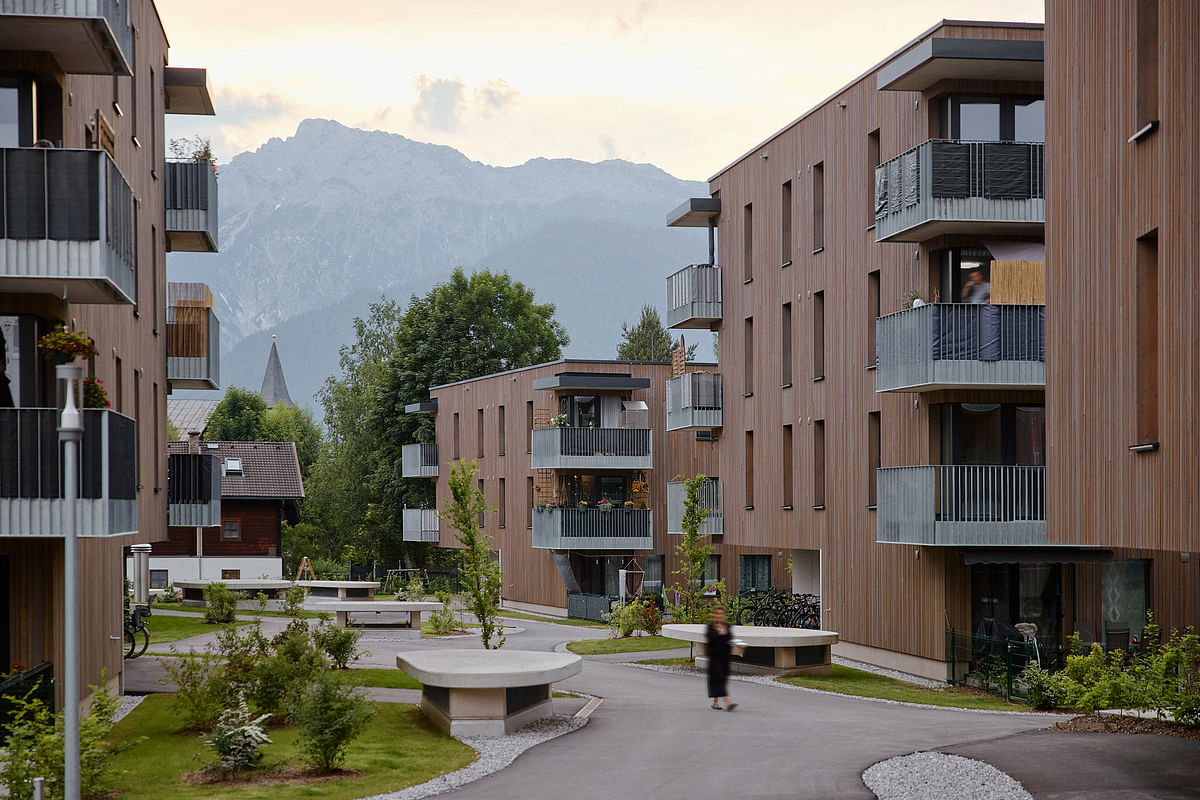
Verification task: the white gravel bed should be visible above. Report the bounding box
[112,695,145,724]
[863,752,1032,800]
[356,715,587,800]
[832,655,944,688]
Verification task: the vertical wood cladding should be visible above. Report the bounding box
[1045,0,1199,585]
[160,501,282,557]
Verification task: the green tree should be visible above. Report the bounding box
[443,460,505,649]
[616,305,696,362]
[668,474,720,625]
[205,386,267,441]
[262,404,322,477]
[167,418,181,441]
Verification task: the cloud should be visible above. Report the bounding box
[614,0,652,38]
[474,79,519,111]
[211,89,295,127]
[411,75,466,132]
[598,134,617,159]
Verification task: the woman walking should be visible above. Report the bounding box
[706,606,737,711]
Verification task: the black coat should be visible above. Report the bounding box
[706,620,732,698]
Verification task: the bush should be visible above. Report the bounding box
[294,671,374,772]
[427,591,460,635]
[203,582,238,624]
[255,591,270,612]
[312,620,367,669]
[402,575,425,600]
[636,598,663,636]
[203,694,272,778]
[250,620,327,720]
[603,596,661,638]
[214,623,269,698]
[283,583,307,616]
[156,585,181,604]
[160,650,235,731]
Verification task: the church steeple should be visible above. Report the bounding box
[260,334,294,408]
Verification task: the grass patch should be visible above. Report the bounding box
[152,602,329,620]
[104,694,474,800]
[566,636,688,655]
[145,615,253,645]
[778,665,1027,711]
[636,657,695,667]
[497,610,607,629]
[348,669,421,690]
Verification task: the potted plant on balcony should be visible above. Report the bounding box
[38,326,99,364]
[624,500,635,513]
[551,413,569,428]
[82,376,110,409]
[598,498,613,514]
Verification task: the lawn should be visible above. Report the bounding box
[152,602,329,620]
[104,694,475,800]
[778,665,1027,711]
[567,636,688,655]
[145,614,253,646]
[349,668,422,690]
[498,610,607,629]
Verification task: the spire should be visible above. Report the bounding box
[260,337,294,408]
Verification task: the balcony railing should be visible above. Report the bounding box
[877,464,1046,547]
[875,303,1045,392]
[0,0,134,75]
[874,140,1044,242]
[166,302,220,390]
[165,160,219,252]
[401,443,439,478]
[0,148,135,303]
[666,480,723,535]
[0,408,137,537]
[402,508,439,543]
[532,507,653,550]
[666,373,722,430]
[666,264,721,329]
[531,427,652,470]
[167,452,221,527]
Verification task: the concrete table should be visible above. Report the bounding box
[396,649,582,736]
[662,624,839,676]
[174,579,293,607]
[297,579,380,600]
[315,600,441,637]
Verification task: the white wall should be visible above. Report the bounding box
[789,549,821,596]
[125,556,283,586]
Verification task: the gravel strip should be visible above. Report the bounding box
[356,715,587,800]
[832,655,944,688]
[863,752,1032,800]
[112,695,145,724]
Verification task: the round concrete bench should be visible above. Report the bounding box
[396,649,582,736]
[315,600,442,637]
[662,624,839,676]
[173,579,293,609]
[297,580,380,600]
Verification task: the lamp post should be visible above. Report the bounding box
[56,363,83,800]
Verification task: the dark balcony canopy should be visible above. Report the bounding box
[877,37,1044,92]
[667,197,721,228]
[532,373,650,392]
[404,400,438,415]
[164,67,216,116]
[0,0,133,75]
[961,548,1112,565]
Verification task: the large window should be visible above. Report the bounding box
[940,94,1044,142]
[740,555,771,593]
[939,248,993,306]
[559,395,600,428]
[941,403,1045,466]
[0,76,35,147]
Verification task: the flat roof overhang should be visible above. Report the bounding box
[667,197,720,228]
[164,67,216,115]
[404,400,438,415]
[532,373,651,392]
[0,15,131,75]
[962,548,1112,565]
[877,38,1043,92]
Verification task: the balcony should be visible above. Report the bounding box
[165,160,219,252]
[166,283,220,390]
[0,408,137,537]
[875,303,1045,392]
[402,508,439,543]
[531,427,652,470]
[0,0,133,75]
[666,480,723,536]
[0,148,135,303]
[874,140,1044,243]
[876,465,1046,547]
[666,264,721,329]
[666,373,722,431]
[532,507,653,550]
[401,443,439,478]
[167,453,220,528]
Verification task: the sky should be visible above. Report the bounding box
[158,0,1044,181]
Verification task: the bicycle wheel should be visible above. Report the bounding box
[131,624,149,658]
[124,629,137,659]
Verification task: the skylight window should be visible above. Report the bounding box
[224,458,243,476]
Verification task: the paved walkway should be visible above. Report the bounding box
[123,610,1200,799]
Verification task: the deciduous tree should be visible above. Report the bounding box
[443,460,505,649]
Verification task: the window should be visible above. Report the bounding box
[866,129,880,226]
[152,226,159,333]
[0,76,35,147]
[868,411,881,507]
[781,181,792,265]
[149,66,157,171]
[1136,0,1159,133]
[644,555,664,595]
[939,248,993,304]
[478,479,485,527]
[782,424,793,509]
[223,458,243,476]
[153,382,160,488]
[498,477,506,528]
[813,291,825,380]
[744,317,754,395]
[867,270,880,368]
[453,412,460,460]
[221,569,241,580]
[812,162,824,252]
[781,303,793,387]
[560,395,600,428]
[498,405,506,456]
[130,29,140,146]
[940,95,1045,142]
[744,431,754,509]
[222,520,240,540]
[1136,231,1159,445]
[743,202,753,282]
[702,555,721,587]
[740,555,771,593]
[149,570,169,590]
[526,401,534,452]
[941,403,1045,465]
[526,476,534,528]
[114,356,123,412]
[477,408,484,457]
[813,420,826,509]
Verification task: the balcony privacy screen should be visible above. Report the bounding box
[2,149,99,239]
[930,304,1045,362]
[0,409,135,499]
[167,453,217,504]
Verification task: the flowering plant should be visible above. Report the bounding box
[623,500,635,509]
[551,413,569,428]
[82,376,110,409]
[578,500,589,508]
[598,498,613,513]
[630,479,649,496]
[38,326,98,360]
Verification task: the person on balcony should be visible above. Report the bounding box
[962,269,991,304]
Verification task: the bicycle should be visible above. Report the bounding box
[124,605,150,659]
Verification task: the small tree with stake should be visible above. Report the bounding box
[443,460,506,649]
[667,474,721,628]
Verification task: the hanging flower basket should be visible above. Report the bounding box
[38,326,98,363]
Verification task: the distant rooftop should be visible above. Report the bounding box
[167,398,219,438]
[168,440,304,500]
[260,338,294,408]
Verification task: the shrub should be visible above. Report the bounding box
[283,583,307,616]
[402,575,425,600]
[255,591,270,612]
[312,620,367,669]
[203,582,238,624]
[250,620,327,720]
[427,591,460,635]
[214,622,268,698]
[294,671,374,772]
[156,585,181,604]
[636,598,663,636]
[160,649,234,731]
[203,694,272,778]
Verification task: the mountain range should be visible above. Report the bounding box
[168,119,711,410]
